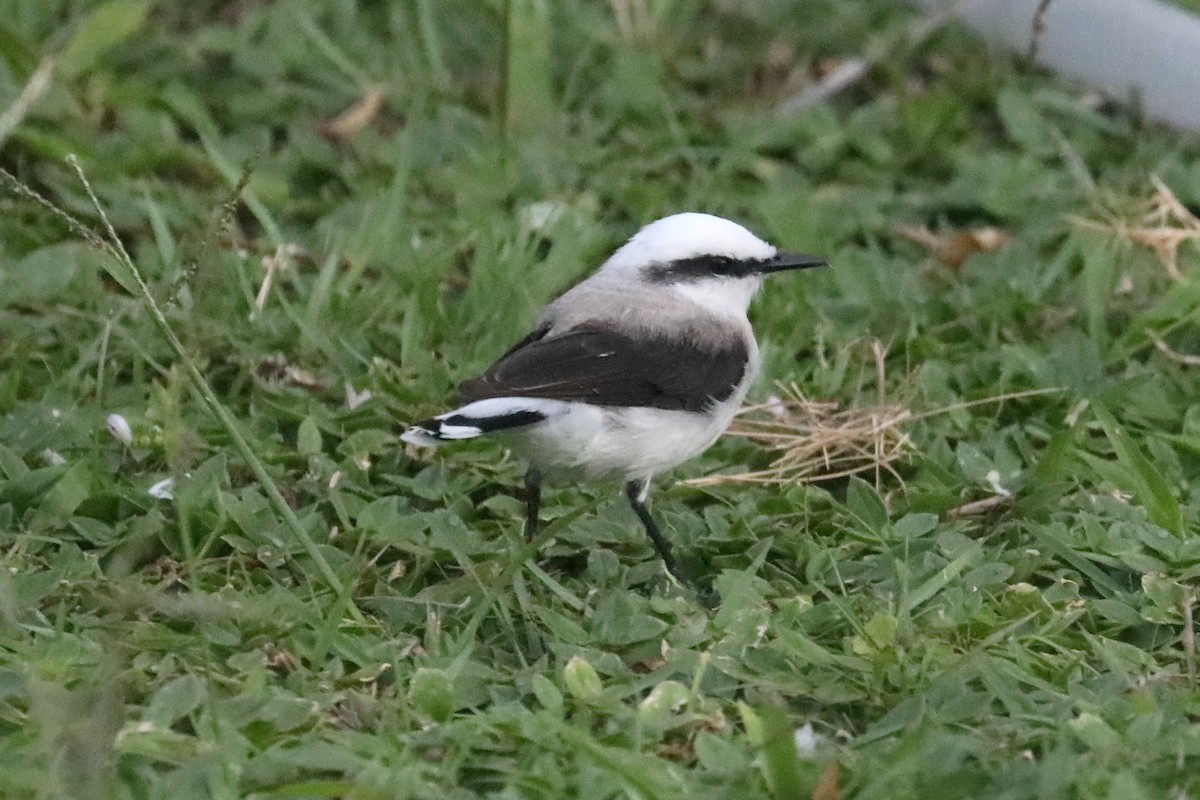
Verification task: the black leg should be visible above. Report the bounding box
[624,479,686,584]
[523,469,541,541]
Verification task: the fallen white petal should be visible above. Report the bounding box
[763,394,788,419]
[986,469,1012,497]
[345,384,372,410]
[148,478,174,500]
[106,413,133,445]
[794,722,818,757]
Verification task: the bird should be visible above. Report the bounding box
[401,212,827,585]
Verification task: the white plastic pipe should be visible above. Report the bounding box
[909,0,1200,132]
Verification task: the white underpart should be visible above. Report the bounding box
[504,385,751,484]
[671,275,761,319]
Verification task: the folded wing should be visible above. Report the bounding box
[459,323,749,413]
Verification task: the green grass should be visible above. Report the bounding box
[2,1,1200,798]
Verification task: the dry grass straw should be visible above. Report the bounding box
[686,339,913,488]
[681,381,912,489]
[0,57,53,152]
[685,341,1060,489]
[1073,177,1200,367]
[682,381,913,488]
[1072,176,1200,281]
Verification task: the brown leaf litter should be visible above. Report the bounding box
[316,88,385,141]
[892,222,1010,270]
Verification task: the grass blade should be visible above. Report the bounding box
[503,0,554,135]
[1092,404,1184,534]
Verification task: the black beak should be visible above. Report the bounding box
[757,250,828,274]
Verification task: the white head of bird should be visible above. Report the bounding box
[588,211,826,319]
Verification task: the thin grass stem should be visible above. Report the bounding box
[66,155,363,623]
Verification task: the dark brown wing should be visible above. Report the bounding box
[459,323,749,413]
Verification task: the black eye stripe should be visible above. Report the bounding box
[643,255,764,283]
